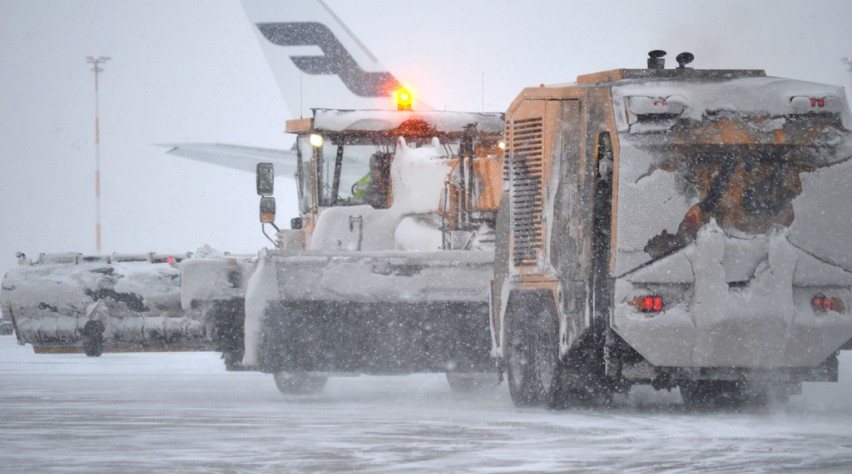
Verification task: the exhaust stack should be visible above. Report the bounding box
[647,50,666,69]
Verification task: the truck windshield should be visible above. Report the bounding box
[297,134,393,208]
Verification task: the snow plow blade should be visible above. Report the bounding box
[245,249,495,374]
[1,253,211,354]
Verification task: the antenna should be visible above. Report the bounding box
[481,72,485,112]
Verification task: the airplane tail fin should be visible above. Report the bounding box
[240,0,404,117]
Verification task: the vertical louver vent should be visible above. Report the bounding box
[510,117,544,266]
[502,121,512,183]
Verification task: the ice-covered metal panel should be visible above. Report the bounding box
[612,76,852,132]
[788,157,852,273]
[613,225,852,368]
[611,74,852,277]
[270,250,494,304]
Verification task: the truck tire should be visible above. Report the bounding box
[445,372,498,393]
[506,319,543,406]
[506,312,560,407]
[273,372,327,395]
[81,320,105,357]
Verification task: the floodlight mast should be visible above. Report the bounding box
[843,58,852,109]
[86,55,110,253]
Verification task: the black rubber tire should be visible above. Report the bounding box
[506,313,561,407]
[506,320,543,406]
[548,350,610,410]
[81,320,105,357]
[273,372,328,395]
[445,372,499,393]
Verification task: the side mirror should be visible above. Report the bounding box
[256,163,274,196]
[259,196,276,224]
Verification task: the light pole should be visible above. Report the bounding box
[86,55,110,253]
[844,57,852,114]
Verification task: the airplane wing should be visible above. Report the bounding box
[160,143,298,177]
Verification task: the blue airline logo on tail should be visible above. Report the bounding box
[257,22,401,97]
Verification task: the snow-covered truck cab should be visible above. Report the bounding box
[243,108,505,393]
[276,110,505,253]
[492,52,852,408]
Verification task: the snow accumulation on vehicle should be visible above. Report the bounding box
[1,254,209,355]
[610,76,852,369]
[612,76,852,274]
[491,62,852,410]
[240,124,503,375]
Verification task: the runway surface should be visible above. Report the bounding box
[1,337,851,473]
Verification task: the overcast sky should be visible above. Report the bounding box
[1,0,851,276]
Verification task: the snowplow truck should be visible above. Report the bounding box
[491,51,852,408]
[1,252,209,356]
[197,108,505,394]
[0,107,504,394]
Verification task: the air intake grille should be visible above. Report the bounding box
[509,117,544,266]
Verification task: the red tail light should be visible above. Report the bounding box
[812,295,845,314]
[635,295,664,313]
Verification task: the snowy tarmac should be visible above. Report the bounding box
[1,336,851,473]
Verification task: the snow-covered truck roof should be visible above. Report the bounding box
[532,68,852,132]
[601,68,852,276]
[286,109,505,136]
